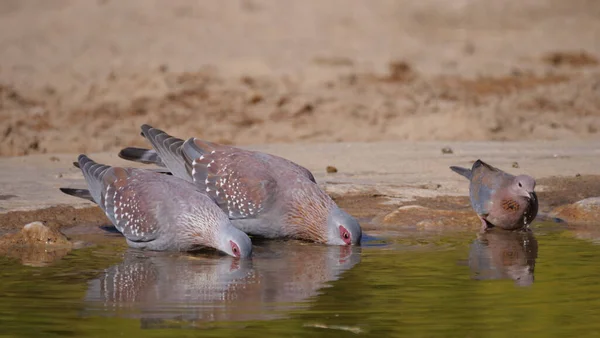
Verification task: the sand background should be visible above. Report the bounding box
[1,0,599,157]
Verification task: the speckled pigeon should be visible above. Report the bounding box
[118,124,362,246]
[60,155,252,258]
[450,159,538,231]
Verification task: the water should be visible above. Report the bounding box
[1,224,600,337]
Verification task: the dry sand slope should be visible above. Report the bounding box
[0,0,599,157]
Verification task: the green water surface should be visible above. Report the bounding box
[0,225,599,338]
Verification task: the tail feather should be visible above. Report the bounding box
[77,155,112,205]
[59,188,94,202]
[137,124,190,180]
[450,166,472,180]
[118,147,166,167]
[471,159,500,174]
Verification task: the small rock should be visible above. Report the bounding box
[543,51,599,68]
[247,93,263,104]
[49,156,60,162]
[441,147,453,154]
[0,221,74,267]
[385,61,415,82]
[294,103,314,117]
[21,221,72,247]
[240,76,255,87]
[512,162,519,168]
[326,166,338,174]
[377,205,480,230]
[28,139,39,151]
[419,183,442,190]
[576,173,581,177]
[276,96,289,107]
[549,197,600,226]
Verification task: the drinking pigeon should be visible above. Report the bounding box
[450,159,538,231]
[60,155,252,258]
[118,125,362,246]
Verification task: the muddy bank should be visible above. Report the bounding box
[0,205,106,233]
[1,174,598,240]
[0,173,598,268]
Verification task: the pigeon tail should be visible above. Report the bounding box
[450,166,472,179]
[76,154,115,205]
[59,188,94,202]
[118,147,166,166]
[131,124,190,180]
[471,159,499,173]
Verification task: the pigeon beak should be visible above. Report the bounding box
[528,192,537,201]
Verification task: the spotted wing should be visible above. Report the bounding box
[268,154,317,183]
[182,139,277,219]
[100,169,161,242]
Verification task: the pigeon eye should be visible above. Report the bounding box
[339,226,352,245]
[230,240,240,257]
[518,182,523,188]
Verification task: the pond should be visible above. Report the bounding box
[0,221,600,337]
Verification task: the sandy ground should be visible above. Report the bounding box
[2,140,599,221]
[2,141,600,238]
[1,0,600,157]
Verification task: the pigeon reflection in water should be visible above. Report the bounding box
[84,241,361,324]
[468,229,538,287]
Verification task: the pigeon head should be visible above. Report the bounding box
[180,210,252,258]
[284,183,362,246]
[511,175,536,199]
[217,224,253,258]
[327,207,362,246]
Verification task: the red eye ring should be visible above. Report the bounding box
[339,225,352,245]
[230,240,241,257]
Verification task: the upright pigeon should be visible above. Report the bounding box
[118,125,362,246]
[450,159,538,231]
[60,155,252,258]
